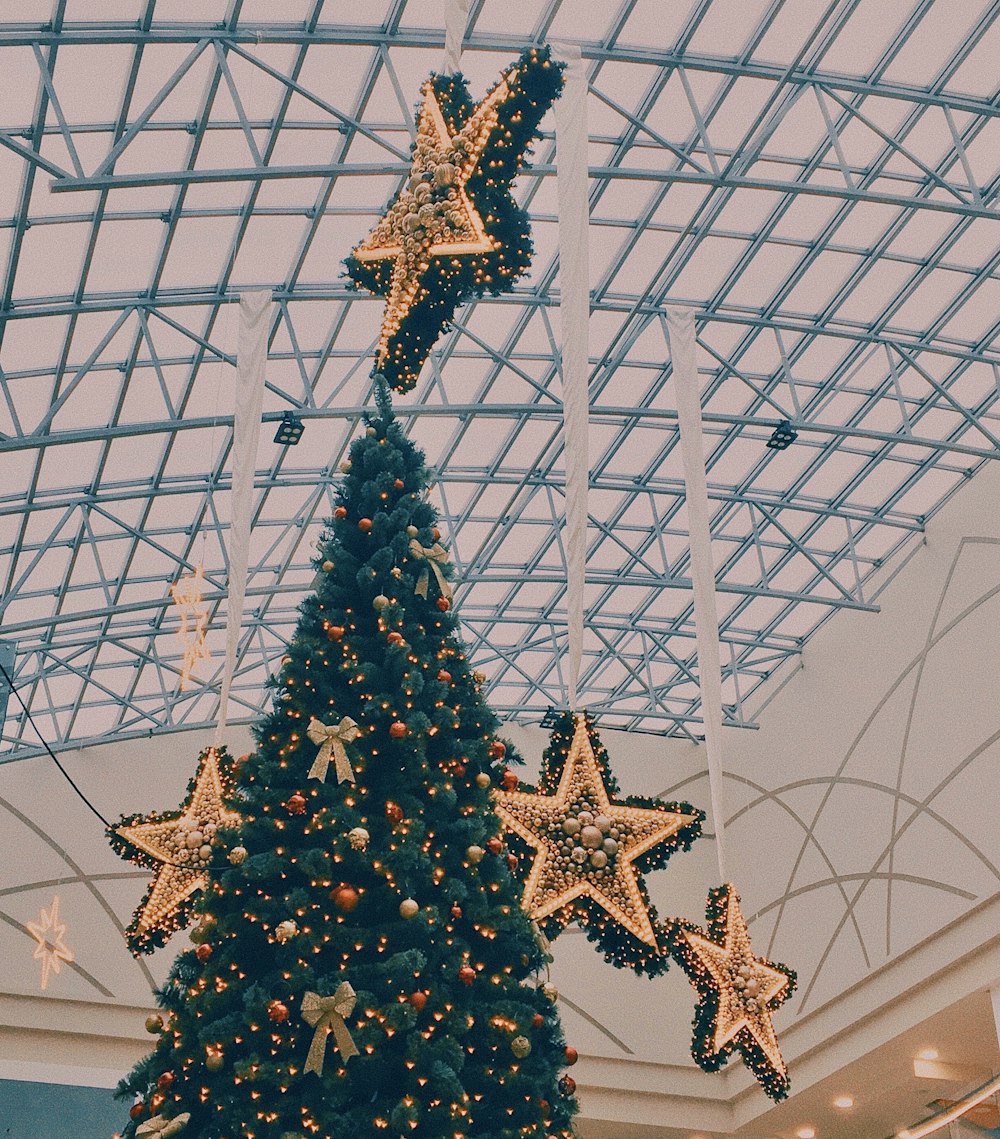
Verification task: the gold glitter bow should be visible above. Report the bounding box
[409,539,453,602]
[301,984,359,1075]
[306,716,362,784]
[136,1114,191,1138]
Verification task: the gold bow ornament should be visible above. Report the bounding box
[306,716,362,784]
[409,539,453,603]
[301,984,360,1075]
[136,1114,191,1138]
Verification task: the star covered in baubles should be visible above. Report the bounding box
[494,712,704,976]
[669,883,796,1101]
[108,747,240,955]
[346,46,564,393]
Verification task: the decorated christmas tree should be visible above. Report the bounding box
[111,384,578,1139]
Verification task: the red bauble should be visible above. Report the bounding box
[558,1076,576,1096]
[267,999,290,1023]
[539,1100,550,1115]
[486,837,503,856]
[385,801,404,822]
[129,1103,145,1120]
[358,517,373,533]
[436,597,450,612]
[156,1071,174,1089]
[334,506,347,519]
[408,991,428,1011]
[506,853,519,872]
[331,884,360,913]
[564,1046,579,1065]
[489,740,507,761]
[452,762,466,777]
[393,478,405,490]
[458,965,475,986]
[389,721,408,739]
[431,527,441,540]
[285,792,307,815]
[326,625,345,642]
[437,669,452,683]
[450,903,462,920]
[195,943,212,962]
[501,769,519,791]
[387,631,405,646]
[532,1013,544,1028]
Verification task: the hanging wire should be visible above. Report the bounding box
[0,659,110,827]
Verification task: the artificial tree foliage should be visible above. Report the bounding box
[114,384,577,1139]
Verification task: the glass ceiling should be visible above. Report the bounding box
[3,0,1000,756]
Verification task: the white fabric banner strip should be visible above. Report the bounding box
[216,290,272,741]
[665,306,728,883]
[556,47,589,712]
[442,0,470,75]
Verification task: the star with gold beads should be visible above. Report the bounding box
[346,46,564,393]
[26,895,74,989]
[670,883,796,1102]
[108,747,240,955]
[494,712,703,975]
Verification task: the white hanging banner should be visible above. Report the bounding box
[216,290,272,741]
[665,306,728,883]
[442,0,470,75]
[556,47,590,712]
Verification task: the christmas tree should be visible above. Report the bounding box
[113,384,578,1139]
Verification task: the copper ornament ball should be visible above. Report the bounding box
[331,884,360,912]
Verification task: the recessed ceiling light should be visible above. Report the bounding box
[917,1048,939,1061]
[796,1128,816,1139]
[833,1095,854,1110]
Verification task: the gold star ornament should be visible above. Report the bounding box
[26,895,74,989]
[494,712,703,975]
[671,883,796,1101]
[346,47,564,393]
[108,747,240,955]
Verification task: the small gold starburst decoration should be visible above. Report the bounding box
[109,747,240,954]
[170,565,210,690]
[671,883,796,1101]
[26,895,73,989]
[494,713,702,971]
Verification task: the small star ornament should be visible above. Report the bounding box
[108,747,240,955]
[346,47,563,392]
[670,883,796,1101]
[494,712,703,975]
[26,896,73,989]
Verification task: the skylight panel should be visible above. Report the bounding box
[881,1,985,87]
[11,220,88,301]
[817,0,915,77]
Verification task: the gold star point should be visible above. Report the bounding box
[495,715,700,947]
[352,74,512,369]
[26,895,73,990]
[115,749,239,945]
[680,885,792,1085]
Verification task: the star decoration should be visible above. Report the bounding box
[26,895,73,989]
[670,883,796,1101]
[346,47,564,393]
[108,747,240,955]
[494,712,703,975]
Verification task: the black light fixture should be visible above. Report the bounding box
[274,410,305,446]
[767,419,798,450]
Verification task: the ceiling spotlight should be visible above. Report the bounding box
[917,1048,939,1061]
[833,1095,854,1109]
[795,1128,816,1139]
[767,419,798,450]
[274,410,305,446]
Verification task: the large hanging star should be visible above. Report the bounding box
[109,747,240,955]
[26,895,73,989]
[671,883,796,1102]
[494,713,703,974]
[346,47,564,393]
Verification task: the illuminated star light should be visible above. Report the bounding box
[675,883,795,1099]
[112,748,240,954]
[494,714,701,947]
[26,895,74,989]
[352,74,509,369]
